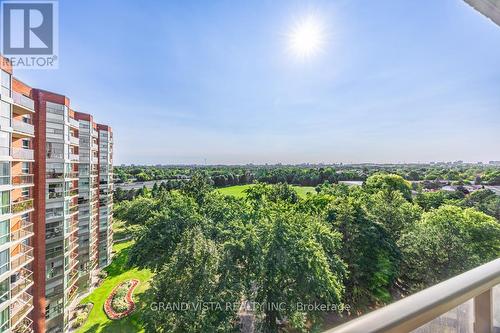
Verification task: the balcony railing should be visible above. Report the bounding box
[69,153,79,162]
[68,117,79,128]
[12,148,34,160]
[11,220,34,242]
[12,119,35,136]
[11,268,34,301]
[11,244,34,271]
[12,174,34,186]
[69,135,79,145]
[325,258,500,333]
[66,270,79,290]
[65,251,79,271]
[11,198,34,214]
[12,317,33,333]
[10,291,33,329]
[12,91,35,111]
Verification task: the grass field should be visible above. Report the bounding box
[77,240,152,333]
[216,184,316,198]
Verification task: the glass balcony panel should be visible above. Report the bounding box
[12,119,34,135]
[12,174,34,186]
[12,92,34,111]
[12,148,34,160]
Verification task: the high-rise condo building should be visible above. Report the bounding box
[0,56,113,333]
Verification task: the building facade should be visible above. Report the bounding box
[74,112,99,289]
[0,57,113,333]
[97,125,113,268]
[0,58,36,333]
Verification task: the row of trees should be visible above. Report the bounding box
[115,165,500,186]
[115,172,500,332]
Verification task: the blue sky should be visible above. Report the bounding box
[16,0,500,164]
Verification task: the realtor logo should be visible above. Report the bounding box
[1,0,59,68]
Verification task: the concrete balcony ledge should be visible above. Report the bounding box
[325,258,500,333]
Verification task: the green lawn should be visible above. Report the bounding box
[216,184,316,198]
[77,241,152,333]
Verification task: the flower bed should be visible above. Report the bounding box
[104,279,139,320]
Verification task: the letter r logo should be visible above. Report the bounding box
[2,2,54,55]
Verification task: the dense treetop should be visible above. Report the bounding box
[115,172,500,332]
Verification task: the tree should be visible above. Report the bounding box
[251,204,346,332]
[399,205,500,290]
[182,171,214,204]
[113,196,159,225]
[143,227,240,333]
[364,173,413,201]
[129,192,204,271]
[326,195,400,308]
[365,189,422,241]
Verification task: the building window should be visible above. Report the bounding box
[21,162,30,174]
[0,307,8,332]
[0,220,8,246]
[0,70,10,98]
[0,162,9,186]
[0,250,9,275]
[0,131,9,157]
[21,139,30,149]
[46,142,64,159]
[0,102,10,129]
[0,279,8,305]
[0,192,9,215]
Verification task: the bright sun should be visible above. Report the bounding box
[288,15,326,59]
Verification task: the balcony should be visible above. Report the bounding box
[68,117,79,128]
[69,135,79,146]
[11,244,34,271]
[65,251,79,271]
[65,171,79,179]
[12,119,35,136]
[12,174,34,187]
[12,148,34,161]
[11,268,34,301]
[325,258,500,333]
[67,270,79,291]
[11,220,34,242]
[66,188,79,198]
[65,217,78,235]
[10,291,33,330]
[12,91,35,112]
[11,198,34,214]
[12,317,33,333]
[69,153,79,162]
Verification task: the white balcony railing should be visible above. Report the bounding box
[325,259,500,333]
[11,220,34,242]
[12,174,34,186]
[68,117,79,128]
[12,148,34,160]
[10,291,33,330]
[69,135,79,145]
[10,244,34,271]
[12,91,34,111]
[12,119,35,135]
[69,153,79,162]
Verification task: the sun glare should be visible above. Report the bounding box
[288,15,326,59]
